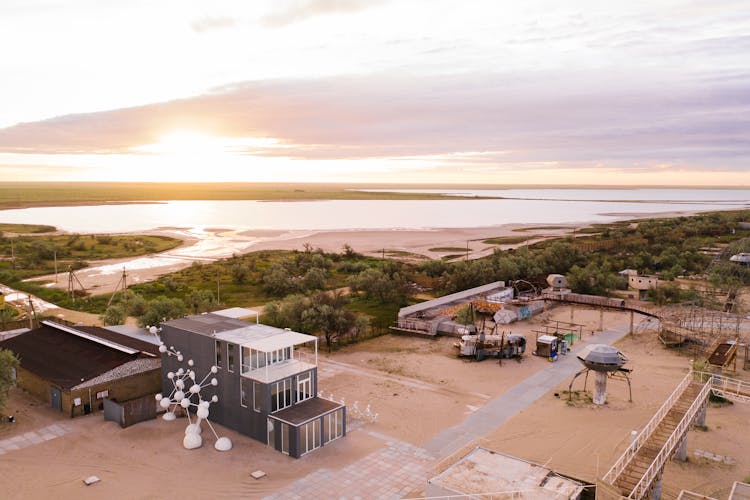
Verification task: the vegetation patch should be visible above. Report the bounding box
[428,246,470,253]
[483,235,537,245]
[512,225,574,232]
[0,223,56,234]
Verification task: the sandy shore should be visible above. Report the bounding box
[2,306,748,499]
[29,223,575,295]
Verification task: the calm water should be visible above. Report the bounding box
[0,189,747,234]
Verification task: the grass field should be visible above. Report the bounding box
[482,235,537,245]
[0,223,56,234]
[428,246,470,253]
[0,182,491,209]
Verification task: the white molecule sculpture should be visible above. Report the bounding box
[149,326,232,452]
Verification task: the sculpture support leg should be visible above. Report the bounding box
[593,371,607,405]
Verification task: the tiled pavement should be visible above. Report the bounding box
[263,431,434,500]
[0,422,72,455]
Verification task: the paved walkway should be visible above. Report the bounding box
[263,431,434,500]
[423,323,631,458]
[0,422,73,455]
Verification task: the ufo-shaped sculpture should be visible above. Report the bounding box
[577,344,628,372]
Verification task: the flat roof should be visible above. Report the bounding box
[213,324,316,351]
[429,447,584,499]
[212,307,260,320]
[166,313,250,336]
[269,397,343,427]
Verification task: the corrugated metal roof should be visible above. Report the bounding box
[0,324,149,389]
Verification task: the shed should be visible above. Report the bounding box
[535,335,559,358]
[546,274,568,289]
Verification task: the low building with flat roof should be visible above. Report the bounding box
[427,447,586,499]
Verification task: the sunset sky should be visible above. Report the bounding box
[1,0,748,185]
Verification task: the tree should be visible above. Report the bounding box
[302,291,356,352]
[100,305,126,326]
[302,267,327,291]
[0,349,19,413]
[261,264,299,297]
[184,289,215,314]
[137,296,187,327]
[0,306,17,330]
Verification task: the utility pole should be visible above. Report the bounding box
[54,250,58,283]
[11,239,15,270]
[216,266,221,305]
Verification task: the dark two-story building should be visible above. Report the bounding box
[160,313,345,458]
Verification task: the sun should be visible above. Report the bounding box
[131,130,281,181]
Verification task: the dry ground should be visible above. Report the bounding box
[1,305,749,499]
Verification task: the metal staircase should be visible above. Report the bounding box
[601,372,711,499]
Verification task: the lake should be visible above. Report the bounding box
[0,188,747,234]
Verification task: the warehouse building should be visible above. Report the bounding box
[0,320,161,417]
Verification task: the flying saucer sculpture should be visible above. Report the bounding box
[574,344,628,405]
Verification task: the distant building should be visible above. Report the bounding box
[626,272,659,300]
[427,446,586,499]
[729,253,750,265]
[0,320,161,417]
[160,313,345,458]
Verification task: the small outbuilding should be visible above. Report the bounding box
[0,320,161,417]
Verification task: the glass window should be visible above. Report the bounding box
[323,410,343,444]
[271,378,292,412]
[215,340,223,368]
[297,372,312,403]
[240,378,248,408]
[241,346,251,373]
[301,419,321,455]
[227,344,235,372]
[253,381,261,412]
[281,423,289,454]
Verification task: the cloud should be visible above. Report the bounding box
[1,69,749,175]
[260,0,381,28]
[190,16,238,33]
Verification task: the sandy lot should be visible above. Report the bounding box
[3,305,748,499]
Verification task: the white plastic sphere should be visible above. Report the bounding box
[188,359,194,367]
[167,372,174,379]
[174,390,185,402]
[214,437,232,452]
[162,411,176,421]
[177,354,183,362]
[197,406,209,419]
[200,401,210,408]
[211,395,219,403]
[210,366,218,374]
[175,380,185,390]
[159,397,171,409]
[158,345,167,353]
[189,370,196,380]
[211,378,218,386]
[183,432,202,450]
[155,394,163,401]
[189,384,201,394]
[177,368,184,376]
[149,326,158,335]
[180,398,190,409]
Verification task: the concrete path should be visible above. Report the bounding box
[263,430,434,500]
[423,323,631,458]
[0,422,73,455]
